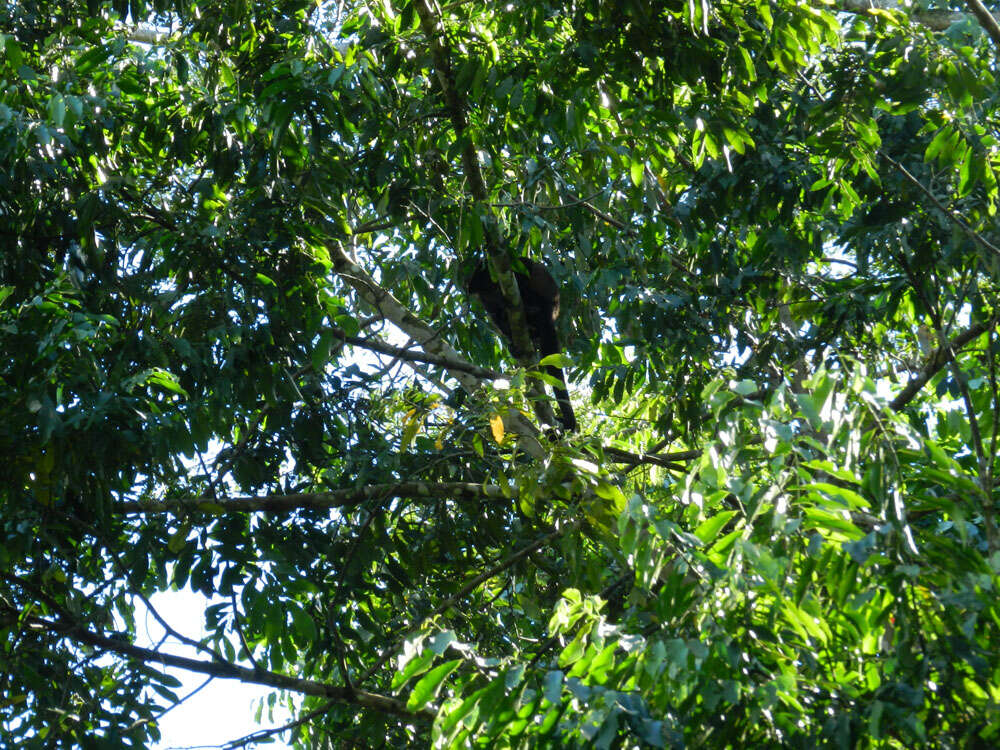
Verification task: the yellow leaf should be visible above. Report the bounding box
[402,417,420,448]
[489,414,505,444]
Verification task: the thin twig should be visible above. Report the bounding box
[882,153,1000,260]
[359,521,580,685]
[224,698,337,749]
[230,593,260,670]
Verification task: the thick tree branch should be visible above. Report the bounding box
[327,325,499,379]
[114,481,507,514]
[332,243,480,388]
[966,0,1000,52]
[890,321,992,411]
[411,1,484,213]
[116,23,171,45]
[17,613,429,721]
[835,0,1000,31]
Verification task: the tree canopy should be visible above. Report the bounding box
[2,0,1000,746]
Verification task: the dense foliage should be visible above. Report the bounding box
[2,0,1000,746]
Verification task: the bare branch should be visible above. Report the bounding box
[603,446,688,471]
[120,25,168,45]
[328,326,498,379]
[331,244,480,387]
[224,698,338,748]
[133,588,223,663]
[329,243,545,456]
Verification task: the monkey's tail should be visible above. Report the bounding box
[546,365,577,433]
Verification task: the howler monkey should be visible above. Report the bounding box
[468,258,577,433]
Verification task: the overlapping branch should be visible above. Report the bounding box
[890,321,994,412]
[882,153,1000,261]
[329,242,546,456]
[326,325,499,379]
[409,0,559,430]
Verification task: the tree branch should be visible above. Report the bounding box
[119,24,168,45]
[331,243,481,389]
[966,0,1000,53]
[890,321,992,411]
[328,325,499,379]
[882,153,1000,260]
[224,697,338,748]
[17,613,430,721]
[330,242,545,457]
[602,446,688,471]
[835,0,1000,31]
[114,481,507,514]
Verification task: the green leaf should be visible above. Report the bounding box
[803,508,864,539]
[924,127,952,163]
[393,646,435,691]
[46,95,65,128]
[167,524,191,554]
[407,659,461,711]
[558,632,587,668]
[630,159,644,187]
[543,670,563,704]
[539,352,572,368]
[803,482,870,510]
[694,511,738,543]
[290,604,318,645]
[2,38,24,70]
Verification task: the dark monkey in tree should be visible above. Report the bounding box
[468,258,577,433]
